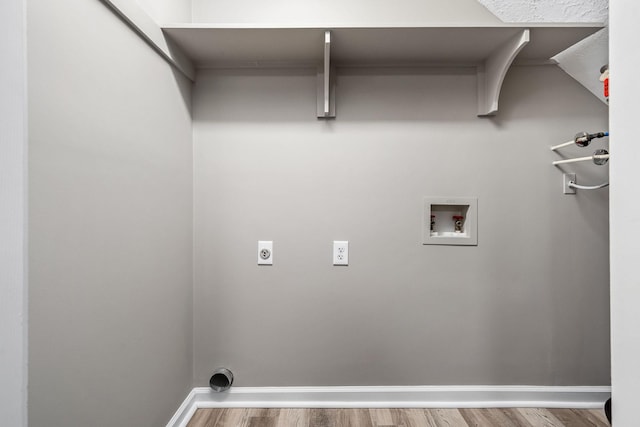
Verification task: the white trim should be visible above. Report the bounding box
[610,1,640,424]
[167,385,611,427]
[161,22,605,30]
[166,389,200,427]
[98,0,195,80]
[0,0,28,424]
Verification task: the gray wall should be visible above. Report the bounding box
[193,65,610,386]
[28,0,193,426]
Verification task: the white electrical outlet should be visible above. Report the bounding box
[333,241,349,266]
[258,241,273,265]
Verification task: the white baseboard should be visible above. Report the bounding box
[167,385,611,427]
[166,388,201,427]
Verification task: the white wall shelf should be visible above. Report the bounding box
[161,23,602,116]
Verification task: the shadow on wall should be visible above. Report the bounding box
[193,67,481,123]
[194,65,605,124]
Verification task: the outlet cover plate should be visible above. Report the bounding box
[564,173,577,194]
[258,241,273,265]
[333,241,349,266]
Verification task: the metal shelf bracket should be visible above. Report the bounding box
[317,31,336,118]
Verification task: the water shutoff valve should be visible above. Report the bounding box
[452,215,464,233]
[600,64,609,102]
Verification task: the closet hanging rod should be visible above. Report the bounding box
[550,131,609,151]
[552,149,609,166]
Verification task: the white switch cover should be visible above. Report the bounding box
[258,241,273,265]
[333,241,349,266]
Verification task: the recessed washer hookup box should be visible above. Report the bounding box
[423,197,478,246]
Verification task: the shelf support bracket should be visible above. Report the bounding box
[477,29,530,116]
[317,30,336,118]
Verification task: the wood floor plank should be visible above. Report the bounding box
[187,407,610,427]
[389,408,409,427]
[460,408,530,427]
[580,409,610,427]
[549,408,610,427]
[392,408,438,427]
[517,408,563,427]
[247,416,276,427]
[246,408,278,427]
[275,408,310,427]
[497,408,535,427]
[186,409,215,427]
[588,409,610,425]
[193,408,230,427]
[221,408,250,427]
[338,408,374,427]
[569,409,609,427]
[309,408,339,427]
[427,408,468,427]
[369,408,396,426]
[547,408,599,427]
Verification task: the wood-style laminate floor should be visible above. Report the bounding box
[186,408,610,427]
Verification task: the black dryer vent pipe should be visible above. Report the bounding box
[209,368,234,392]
